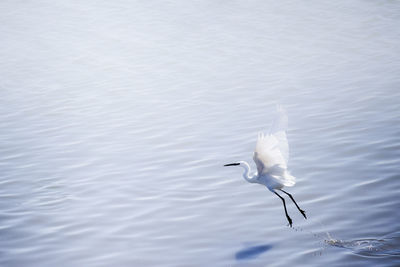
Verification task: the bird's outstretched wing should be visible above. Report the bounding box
[269,105,289,164]
[253,133,287,175]
[253,133,295,186]
[253,106,290,172]
[253,106,295,186]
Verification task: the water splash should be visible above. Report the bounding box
[290,224,400,258]
[325,234,400,257]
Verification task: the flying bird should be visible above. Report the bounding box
[224,106,306,227]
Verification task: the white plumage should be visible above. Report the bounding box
[253,105,295,189]
[224,105,306,227]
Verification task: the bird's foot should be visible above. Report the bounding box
[287,217,293,227]
[300,210,307,219]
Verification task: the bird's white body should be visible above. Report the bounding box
[234,106,296,191]
[224,106,306,226]
[236,161,284,190]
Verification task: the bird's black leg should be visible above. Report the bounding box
[273,191,292,227]
[280,189,307,219]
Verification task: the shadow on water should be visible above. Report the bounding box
[235,244,273,260]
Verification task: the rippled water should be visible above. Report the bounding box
[1,0,400,266]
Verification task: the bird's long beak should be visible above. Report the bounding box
[224,163,240,167]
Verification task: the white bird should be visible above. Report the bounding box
[224,106,306,227]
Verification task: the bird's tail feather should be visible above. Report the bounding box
[283,172,296,187]
[269,165,296,187]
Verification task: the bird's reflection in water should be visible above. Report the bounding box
[235,244,273,260]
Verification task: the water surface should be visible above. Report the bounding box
[1,0,400,266]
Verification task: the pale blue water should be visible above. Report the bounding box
[1,0,400,266]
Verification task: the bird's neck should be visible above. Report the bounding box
[241,161,257,183]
